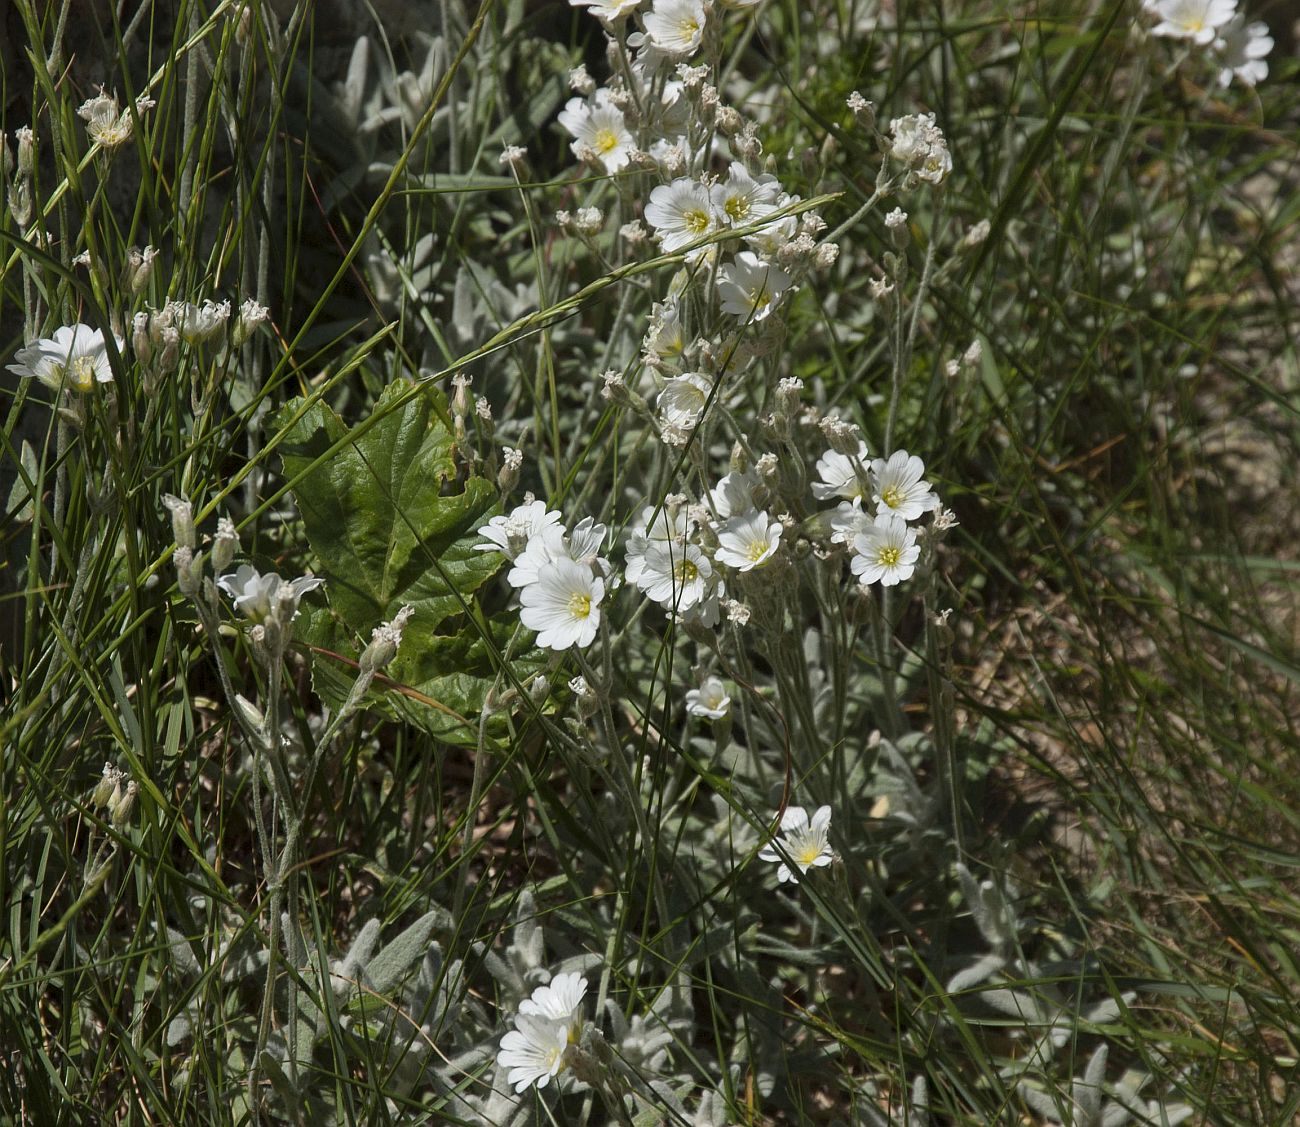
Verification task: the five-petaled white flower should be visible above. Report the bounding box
[636,539,713,611]
[657,372,714,426]
[850,512,920,587]
[1150,0,1237,44]
[714,510,782,572]
[710,162,779,228]
[476,501,565,560]
[645,178,718,253]
[870,451,940,521]
[7,323,120,393]
[643,0,708,56]
[717,252,792,322]
[812,443,870,502]
[686,675,731,719]
[519,557,605,649]
[1214,15,1272,85]
[570,0,643,20]
[216,564,325,622]
[759,805,835,884]
[497,973,590,1093]
[557,89,637,173]
[498,1013,572,1093]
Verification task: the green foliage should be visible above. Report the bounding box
[274,380,521,743]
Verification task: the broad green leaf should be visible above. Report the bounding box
[274,380,501,633]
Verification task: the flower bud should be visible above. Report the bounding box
[15,126,34,175]
[110,780,138,827]
[92,763,120,809]
[123,245,159,296]
[211,516,239,573]
[162,493,196,551]
[359,605,414,675]
[234,693,265,731]
[230,299,269,347]
[174,546,200,597]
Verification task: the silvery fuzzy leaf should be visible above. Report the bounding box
[339,918,382,982]
[165,1012,192,1047]
[1076,1043,1108,1124]
[4,440,39,522]
[339,37,372,126]
[365,909,440,994]
[980,986,1055,1025]
[946,951,1008,995]
[1084,991,1135,1027]
[956,862,1019,950]
[165,927,201,977]
[1020,1084,1067,1122]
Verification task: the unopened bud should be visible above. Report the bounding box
[211,516,239,573]
[234,693,265,731]
[162,493,196,551]
[359,605,414,675]
[123,245,159,296]
[92,763,119,808]
[110,780,138,827]
[497,447,523,493]
[174,546,200,597]
[528,674,550,706]
[15,126,34,175]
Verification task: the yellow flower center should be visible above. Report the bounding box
[675,559,699,583]
[746,540,769,562]
[67,356,98,392]
[593,128,619,155]
[797,841,824,867]
[725,195,749,222]
[568,592,592,619]
[684,208,711,234]
[679,17,700,37]
[881,486,903,510]
[752,288,771,311]
[876,546,901,568]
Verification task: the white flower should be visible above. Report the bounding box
[744,193,799,259]
[216,564,325,621]
[850,513,920,588]
[625,504,693,585]
[686,675,730,718]
[557,89,637,173]
[1214,15,1271,85]
[717,252,792,322]
[476,501,565,560]
[888,112,952,184]
[78,89,154,148]
[169,299,231,345]
[6,323,119,393]
[645,177,718,253]
[870,451,940,520]
[812,442,870,502]
[710,471,759,519]
[657,372,714,426]
[498,1013,572,1092]
[1150,0,1237,44]
[637,539,713,611]
[518,972,589,1028]
[643,0,708,56]
[759,805,834,884]
[570,0,643,19]
[643,300,686,363]
[710,162,779,227]
[519,558,605,649]
[714,510,782,571]
[827,499,873,545]
[508,518,609,588]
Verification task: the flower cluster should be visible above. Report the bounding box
[496,972,589,1092]
[1143,0,1273,86]
[815,447,942,588]
[477,501,610,650]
